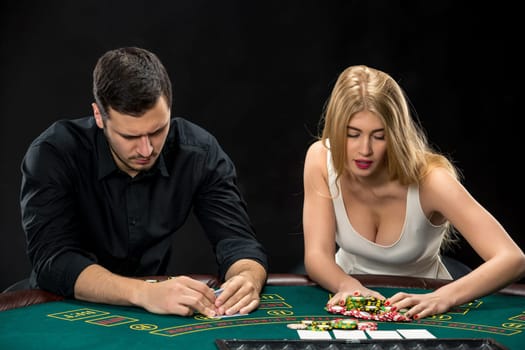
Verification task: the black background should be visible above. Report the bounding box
[1,1,523,292]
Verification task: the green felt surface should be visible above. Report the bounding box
[0,285,523,349]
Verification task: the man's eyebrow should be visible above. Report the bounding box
[119,122,169,137]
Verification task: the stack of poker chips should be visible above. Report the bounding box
[286,318,378,331]
[325,296,411,322]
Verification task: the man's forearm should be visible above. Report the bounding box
[74,264,144,306]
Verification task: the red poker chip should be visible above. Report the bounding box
[357,321,378,330]
[327,305,345,313]
[326,303,411,322]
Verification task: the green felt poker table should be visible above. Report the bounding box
[1,274,524,349]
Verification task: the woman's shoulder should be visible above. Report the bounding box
[306,139,328,156]
[304,139,330,176]
[419,166,462,208]
[421,166,458,188]
[305,140,328,164]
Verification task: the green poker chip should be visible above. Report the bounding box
[331,318,357,329]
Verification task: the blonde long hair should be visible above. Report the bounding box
[319,65,459,249]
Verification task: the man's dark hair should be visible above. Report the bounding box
[93,47,172,117]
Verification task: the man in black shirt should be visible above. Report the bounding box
[20,47,268,318]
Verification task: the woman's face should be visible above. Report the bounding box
[345,110,387,178]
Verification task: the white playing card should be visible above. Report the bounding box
[397,329,436,339]
[297,330,333,339]
[332,329,367,339]
[366,330,403,339]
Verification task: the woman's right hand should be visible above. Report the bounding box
[326,286,385,308]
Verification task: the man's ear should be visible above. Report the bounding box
[92,103,104,129]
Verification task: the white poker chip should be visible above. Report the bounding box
[287,323,307,330]
[328,305,345,312]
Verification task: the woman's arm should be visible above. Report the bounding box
[389,167,525,319]
[302,141,382,299]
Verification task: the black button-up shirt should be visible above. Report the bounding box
[20,116,268,296]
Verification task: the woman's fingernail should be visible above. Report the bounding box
[384,301,390,306]
[413,314,419,319]
[353,291,360,296]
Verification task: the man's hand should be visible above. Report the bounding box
[74,264,219,317]
[138,276,218,317]
[214,259,267,316]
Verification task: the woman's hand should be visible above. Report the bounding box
[327,287,385,308]
[386,290,456,319]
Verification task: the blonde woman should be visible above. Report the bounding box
[302,65,525,319]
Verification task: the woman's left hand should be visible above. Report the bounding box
[386,290,456,319]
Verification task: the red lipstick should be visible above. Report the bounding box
[355,159,372,169]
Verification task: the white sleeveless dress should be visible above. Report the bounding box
[327,148,452,280]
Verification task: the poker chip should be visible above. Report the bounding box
[330,318,357,330]
[344,296,384,313]
[292,320,333,331]
[328,305,345,313]
[309,324,332,331]
[325,295,411,322]
[286,323,307,330]
[305,321,332,331]
[357,321,378,330]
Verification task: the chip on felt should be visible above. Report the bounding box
[326,296,411,322]
[331,318,358,329]
[287,323,307,330]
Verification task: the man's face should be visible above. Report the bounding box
[92,97,170,177]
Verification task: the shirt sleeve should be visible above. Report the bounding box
[192,134,268,280]
[20,141,96,296]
